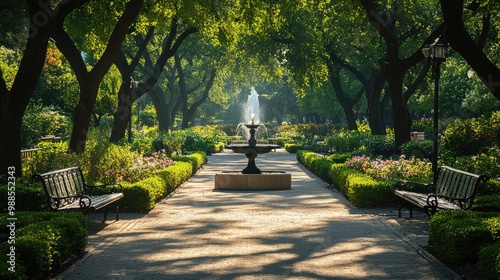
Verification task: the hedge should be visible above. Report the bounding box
[0,212,87,280]
[297,150,398,208]
[429,211,500,265]
[0,182,47,212]
[479,241,500,280]
[120,159,199,212]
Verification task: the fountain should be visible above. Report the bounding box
[214,88,291,190]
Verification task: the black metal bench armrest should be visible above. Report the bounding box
[86,182,123,195]
[396,180,434,193]
[426,193,438,208]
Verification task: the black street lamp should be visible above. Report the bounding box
[129,77,139,143]
[421,36,448,183]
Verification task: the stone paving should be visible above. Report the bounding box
[59,149,458,279]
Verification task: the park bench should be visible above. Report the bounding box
[33,167,124,222]
[394,166,488,218]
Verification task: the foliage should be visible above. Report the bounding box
[173,152,207,176]
[284,143,302,153]
[478,241,500,280]
[326,129,365,153]
[296,150,398,207]
[326,153,353,163]
[102,149,174,184]
[0,212,86,280]
[440,117,494,156]
[400,140,433,159]
[277,123,338,140]
[429,211,500,265]
[120,159,196,212]
[362,135,395,157]
[346,154,433,181]
[21,103,70,149]
[23,142,79,177]
[0,182,47,212]
[442,148,500,179]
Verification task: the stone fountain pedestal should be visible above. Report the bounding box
[215,122,291,190]
[214,171,291,190]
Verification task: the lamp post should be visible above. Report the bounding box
[421,36,448,183]
[129,77,139,143]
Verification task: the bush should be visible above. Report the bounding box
[326,153,353,163]
[478,241,500,280]
[0,212,86,280]
[173,152,207,175]
[429,211,499,265]
[400,140,433,159]
[442,149,500,180]
[326,129,364,153]
[297,150,398,207]
[363,135,395,157]
[440,118,494,156]
[21,103,70,149]
[23,142,79,177]
[120,160,199,212]
[472,195,500,212]
[346,176,398,208]
[284,143,302,153]
[0,182,47,212]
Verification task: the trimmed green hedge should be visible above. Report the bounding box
[479,241,500,280]
[429,211,500,265]
[0,183,47,212]
[284,143,302,153]
[0,212,87,280]
[297,150,398,208]
[121,159,199,212]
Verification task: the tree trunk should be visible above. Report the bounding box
[109,82,133,142]
[365,68,387,135]
[440,0,500,100]
[0,0,55,178]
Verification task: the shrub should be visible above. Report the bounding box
[120,177,164,212]
[442,149,500,179]
[363,135,395,157]
[0,212,86,280]
[326,153,353,163]
[440,118,494,156]
[478,241,500,280]
[158,161,193,193]
[120,160,198,212]
[326,129,364,153]
[400,140,433,159]
[21,103,70,149]
[173,152,206,175]
[23,142,79,176]
[429,211,499,264]
[346,176,398,208]
[284,143,302,153]
[472,195,500,212]
[346,154,432,181]
[0,183,47,212]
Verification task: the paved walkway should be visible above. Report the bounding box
[60,149,457,279]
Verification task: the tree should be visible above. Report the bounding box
[52,0,144,152]
[440,0,500,100]
[0,0,88,178]
[360,0,443,152]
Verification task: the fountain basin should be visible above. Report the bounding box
[225,145,280,154]
[214,171,291,190]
